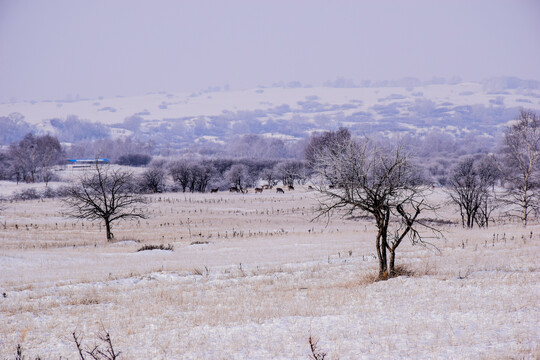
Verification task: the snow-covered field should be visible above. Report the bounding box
[0,187,538,359]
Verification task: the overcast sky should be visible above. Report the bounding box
[1,0,539,103]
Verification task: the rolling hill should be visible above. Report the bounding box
[1,78,540,149]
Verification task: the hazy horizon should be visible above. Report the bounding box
[1,0,539,103]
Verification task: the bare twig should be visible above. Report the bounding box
[308,334,327,360]
[71,326,120,360]
[73,331,86,360]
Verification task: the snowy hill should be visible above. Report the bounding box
[1,78,540,147]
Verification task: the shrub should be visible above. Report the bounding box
[136,244,173,252]
[117,154,151,167]
[12,188,40,201]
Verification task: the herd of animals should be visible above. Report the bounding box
[209,184,296,194]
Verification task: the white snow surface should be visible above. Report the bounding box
[0,189,538,359]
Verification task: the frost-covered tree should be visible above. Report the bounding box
[170,160,192,192]
[500,109,540,225]
[192,163,215,193]
[274,160,309,186]
[169,160,215,193]
[224,164,251,191]
[139,166,167,193]
[311,136,439,279]
[260,168,278,187]
[447,156,499,228]
[7,133,63,183]
[0,113,32,145]
[0,151,10,180]
[304,127,351,166]
[50,115,110,143]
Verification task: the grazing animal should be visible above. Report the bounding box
[254,187,263,193]
[229,187,239,193]
[276,187,284,194]
[288,185,295,191]
[308,185,314,190]
[210,188,219,193]
[328,184,335,189]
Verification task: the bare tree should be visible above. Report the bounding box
[192,162,215,193]
[170,160,191,192]
[447,158,479,228]
[304,127,351,166]
[169,160,215,193]
[500,109,540,225]
[447,156,500,228]
[475,155,500,227]
[139,166,166,193]
[0,113,32,145]
[311,137,439,279]
[62,163,147,241]
[224,164,251,191]
[274,160,309,186]
[0,151,10,180]
[260,168,278,187]
[8,133,63,183]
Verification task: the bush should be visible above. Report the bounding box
[117,154,152,167]
[42,186,58,198]
[12,188,40,201]
[136,244,173,252]
[10,186,70,201]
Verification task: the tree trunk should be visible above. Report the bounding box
[376,236,387,279]
[105,220,113,241]
[521,190,528,226]
[389,249,396,277]
[375,211,389,279]
[375,231,387,279]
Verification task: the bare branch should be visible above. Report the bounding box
[62,163,148,241]
[310,134,442,279]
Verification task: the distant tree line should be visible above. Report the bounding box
[138,158,310,194]
[3,109,540,229]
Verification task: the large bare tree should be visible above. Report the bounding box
[500,109,540,225]
[311,136,439,279]
[62,163,148,241]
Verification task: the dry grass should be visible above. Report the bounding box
[136,243,173,252]
[0,187,538,358]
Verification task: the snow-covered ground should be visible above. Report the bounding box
[0,189,538,359]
